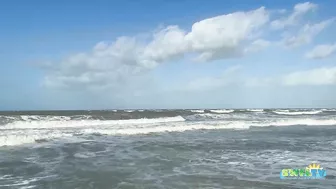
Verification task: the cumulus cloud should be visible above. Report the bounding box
[282,18,335,48]
[41,1,335,93]
[43,37,150,90]
[271,2,317,30]
[305,43,336,59]
[42,7,269,90]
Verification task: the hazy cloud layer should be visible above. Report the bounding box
[271,2,317,30]
[182,66,336,91]
[282,18,335,48]
[305,43,336,59]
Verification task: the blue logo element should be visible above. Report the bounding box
[280,163,327,179]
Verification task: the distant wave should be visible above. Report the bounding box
[1,108,335,146]
[246,109,264,112]
[322,109,336,112]
[184,113,251,121]
[209,109,234,114]
[190,110,205,113]
[273,110,322,115]
[209,109,264,113]
[0,116,185,130]
[1,116,336,147]
[20,115,75,121]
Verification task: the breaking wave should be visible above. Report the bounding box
[0,116,185,130]
[1,115,336,146]
[190,110,205,113]
[273,110,323,115]
[246,109,264,112]
[1,108,336,146]
[209,109,234,113]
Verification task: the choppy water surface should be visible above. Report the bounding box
[0,109,336,188]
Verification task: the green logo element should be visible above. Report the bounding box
[280,163,327,179]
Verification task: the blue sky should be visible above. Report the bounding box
[1,0,336,110]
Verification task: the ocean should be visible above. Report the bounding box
[0,109,335,189]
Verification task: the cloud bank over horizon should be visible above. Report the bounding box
[31,1,336,108]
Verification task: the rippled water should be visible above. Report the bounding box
[1,109,336,188]
[1,125,336,189]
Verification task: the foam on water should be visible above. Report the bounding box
[247,109,264,112]
[190,110,205,113]
[322,109,336,112]
[185,113,255,121]
[0,116,185,130]
[210,109,234,113]
[0,130,73,146]
[20,115,73,121]
[262,118,336,126]
[74,152,96,159]
[1,116,336,146]
[273,110,323,115]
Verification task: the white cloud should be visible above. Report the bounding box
[305,43,336,59]
[143,26,188,63]
[177,66,336,92]
[246,67,336,87]
[42,7,269,90]
[282,67,336,86]
[43,36,149,91]
[271,2,317,30]
[41,2,335,94]
[282,18,335,48]
[244,39,271,53]
[186,7,269,61]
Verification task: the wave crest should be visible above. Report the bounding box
[1,117,336,147]
[273,110,322,115]
[209,109,234,114]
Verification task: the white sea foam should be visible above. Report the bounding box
[261,118,336,126]
[247,109,264,112]
[322,109,336,112]
[0,116,185,130]
[74,152,96,159]
[186,112,254,121]
[20,115,72,121]
[273,110,322,115]
[21,115,39,121]
[1,117,336,147]
[210,109,234,113]
[190,110,204,113]
[0,130,73,146]
[186,113,232,120]
[0,116,16,120]
[0,175,12,180]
